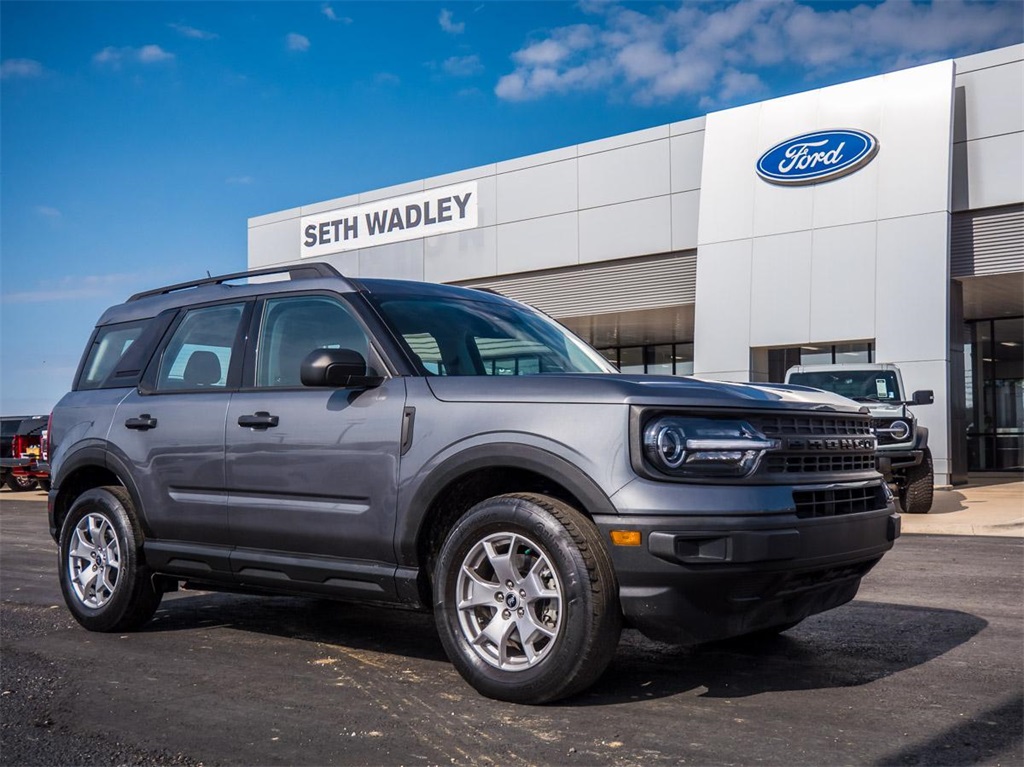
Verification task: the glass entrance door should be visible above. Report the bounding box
[965,317,1024,471]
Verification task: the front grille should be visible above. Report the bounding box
[765,454,878,474]
[793,485,887,519]
[751,413,876,478]
[753,415,873,438]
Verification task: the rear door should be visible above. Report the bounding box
[224,292,406,599]
[111,300,251,574]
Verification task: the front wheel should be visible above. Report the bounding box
[434,493,621,704]
[899,449,934,514]
[58,486,162,632]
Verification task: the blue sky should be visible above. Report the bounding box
[2,0,1022,414]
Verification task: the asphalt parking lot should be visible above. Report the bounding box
[2,493,1021,766]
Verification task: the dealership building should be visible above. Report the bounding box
[248,44,1024,487]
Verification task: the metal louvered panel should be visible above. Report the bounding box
[456,251,697,318]
[951,204,1024,277]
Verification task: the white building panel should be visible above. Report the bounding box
[248,217,301,268]
[670,130,704,193]
[356,238,424,280]
[359,179,425,205]
[496,159,577,224]
[809,222,878,343]
[954,56,1024,142]
[577,125,669,155]
[496,212,578,275]
[424,226,498,284]
[749,231,813,347]
[876,61,955,220]
[874,212,951,363]
[698,102,761,244]
[424,162,498,191]
[301,194,359,217]
[953,132,1024,211]
[495,145,577,174]
[693,239,753,378]
[670,190,700,251]
[578,139,671,209]
[579,196,672,265]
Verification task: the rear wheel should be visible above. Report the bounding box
[434,493,621,704]
[58,486,162,632]
[6,474,37,492]
[899,449,934,514]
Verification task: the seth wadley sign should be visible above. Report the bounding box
[301,181,478,258]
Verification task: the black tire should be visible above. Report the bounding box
[38,479,51,492]
[433,493,622,704]
[58,486,162,632]
[6,474,37,492]
[899,449,934,514]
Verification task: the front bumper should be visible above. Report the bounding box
[877,449,925,480]
[595,479,899,644]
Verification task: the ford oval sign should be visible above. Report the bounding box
[756,129,879,186]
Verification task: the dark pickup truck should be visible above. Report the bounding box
[1,415,50,491]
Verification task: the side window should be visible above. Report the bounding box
[78,320,149,390]
[156,304,246,391]
[256,295,375,388]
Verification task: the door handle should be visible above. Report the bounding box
[238,412,279,429]
[125,414,158,431]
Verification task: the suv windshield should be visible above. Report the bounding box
[369,292,615,376]
[789,370,902,402]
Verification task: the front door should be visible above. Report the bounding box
[224,293,406,599]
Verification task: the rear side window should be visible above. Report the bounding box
[78,321,150,390]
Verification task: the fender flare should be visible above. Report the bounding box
[50,442,149,541]
[396,442,618,566]
[912,426,929,451]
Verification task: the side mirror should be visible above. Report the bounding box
[911,390,934,406]
[300,348,384,389]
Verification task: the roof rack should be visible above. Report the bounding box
[127,263,345,303]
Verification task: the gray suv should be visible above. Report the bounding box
[48,264,899,703]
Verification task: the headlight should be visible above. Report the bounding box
[875,419,911,442]
[642,417,780,479]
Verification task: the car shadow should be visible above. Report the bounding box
[145,590,450,662]
[569,600,987,706]
[142,592,986,707]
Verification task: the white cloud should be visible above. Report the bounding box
[443,55,484,77]
[495,0,1024,104]
[322,4,353,23]
[168,22,218,40]
[34,206,62,219]
[439,9,465,35]
[225,175,255,185]
[286,33,311,52]
[138,45,174,63]
[1,58,45,79]
[93,45,175,68]
[375,72,400,86]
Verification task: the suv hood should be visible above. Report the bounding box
[426,374,867,413]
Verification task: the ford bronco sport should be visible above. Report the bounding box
[785,363,935,514]
[48,264,899,703]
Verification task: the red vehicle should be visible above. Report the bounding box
[0,415,50,491]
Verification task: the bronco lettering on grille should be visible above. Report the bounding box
[786,437,877,451]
